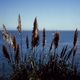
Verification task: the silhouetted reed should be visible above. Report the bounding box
[26,34,29,49]
[13,36,16,51]
[43,28,46,48]
[73,29,78,47]
[15,44,20,64]
[53,32,60,49]
[72,46,77,68]
[72,29,78,68]
[1,16,80,80]
[60,45,68,59]
[73,46,77,57]
[2,44,10,60]
[32,17,39,49]
[3,24,8,34]
[17,14,23,63]
[64,47,73,62]
[49,32,60,51]
[17,14,22,33]
[25,34,29,63]
[2,24,9,43]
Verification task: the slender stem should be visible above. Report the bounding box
[42,47,44,64]
[32,47,36,69]
[26,48,28,62]
[2,62,5,77]
[54,48,56,59]
[21,33,23,61]
[33,47,35,61]
[72,56,75,68]
[20,32,23,63]
[9,45,13,63]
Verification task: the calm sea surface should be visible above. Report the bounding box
[0,31,80,76]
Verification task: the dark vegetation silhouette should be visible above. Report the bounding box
[1,15,80,80]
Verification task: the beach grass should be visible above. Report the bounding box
[1,15,80,80]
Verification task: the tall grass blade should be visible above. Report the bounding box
[73,29,78,47]
[26,34,29,49]
[49,32,60,51]
[2,44,10,60]
[65,48,73,61]
[17,14,22,33]
[60,45,68,58]
[2,24,9,43]
[43,28,46,48]
[13,36,16,51]
[15,44,20,64]
[32,17,39,49]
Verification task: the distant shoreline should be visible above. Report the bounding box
[0,28,78,31]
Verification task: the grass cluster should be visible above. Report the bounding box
[1,15,80,80]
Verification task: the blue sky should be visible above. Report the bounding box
[0,0,80,30]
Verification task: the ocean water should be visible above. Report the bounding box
[0,31,80,76]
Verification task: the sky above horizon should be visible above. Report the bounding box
[0,0,80,30]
